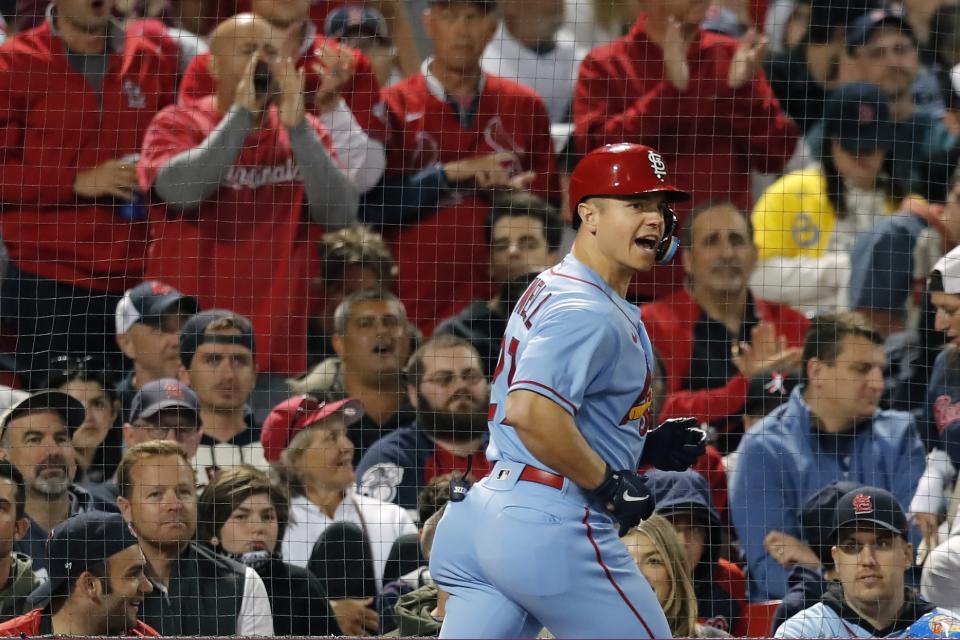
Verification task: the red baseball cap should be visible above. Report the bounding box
[261,396,363,463]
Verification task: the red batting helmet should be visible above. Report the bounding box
[569,143,690,263]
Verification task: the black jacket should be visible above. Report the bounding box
[140,543,245,636]
[227,550,342,636]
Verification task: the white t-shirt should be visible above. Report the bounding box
[193,436,269,489]
[282,491,417,590]
[481,23,586,124]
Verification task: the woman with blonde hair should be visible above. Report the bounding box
[622,515,729,638]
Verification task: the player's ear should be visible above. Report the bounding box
[578,201,599,235]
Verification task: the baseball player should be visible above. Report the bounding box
[429,143,708,638]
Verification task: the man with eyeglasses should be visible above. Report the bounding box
[356,334,490,515]
[82,378,202,508]
[775,487,960,638]
[806,9,957,202]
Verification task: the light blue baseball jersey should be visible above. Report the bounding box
[486,253,655,473]
[775,604,960,638]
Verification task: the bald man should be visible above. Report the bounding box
[177,0,388,193]
[138,14,359,377]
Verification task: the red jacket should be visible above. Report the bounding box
[139,99,335,374]
[0,18,178,291]
[573,14,798,299]
[642,287,808,427]
[0,608,159,636]
[381,71,560,332]
[178,27,386,143]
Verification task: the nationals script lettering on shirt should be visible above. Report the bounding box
[224,158,302,190]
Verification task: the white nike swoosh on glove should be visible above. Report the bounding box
[622,492,649,502]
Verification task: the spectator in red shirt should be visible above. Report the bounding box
[0,511,156,637]
[0,0,178,380]
[642,201,808,448]
[573,0,799,299]
[366,0,560,333]
[139,13,358,376]
[178,0,388,193]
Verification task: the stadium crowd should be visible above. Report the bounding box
[3,0,960,635]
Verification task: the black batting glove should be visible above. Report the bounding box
[592,466,656,537]
[639,417,707,471]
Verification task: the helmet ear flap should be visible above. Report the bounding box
[656,236,679,264]
[655,204,679,264]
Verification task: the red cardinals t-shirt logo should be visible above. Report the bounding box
[852,494,873,514]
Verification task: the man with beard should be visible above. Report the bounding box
[642,202,808,446]
[0,391,115,575]
[356,335,491,515]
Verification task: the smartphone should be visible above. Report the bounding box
[253,60,273,97]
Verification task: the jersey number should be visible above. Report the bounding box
[492,336,519,386]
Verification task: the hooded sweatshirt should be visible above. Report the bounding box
[646,470,746,636]
[775,582,940,637]
[0,553,41,619]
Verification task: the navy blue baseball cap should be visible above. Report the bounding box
[324,5,391,43]
[129,378,200,424]
[26,511,141,608]
[831,486,909,541]
[116,280,199,335]
[822,83,895,155]
[179,309,256,368]
[846,8,917,54]
[0,390,85,441]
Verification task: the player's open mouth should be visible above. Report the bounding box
[634,237,657,250]
[372,342,393,355]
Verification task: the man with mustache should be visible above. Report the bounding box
[356,335,491,514]
[642,202,809,445]
[0,391,115,575]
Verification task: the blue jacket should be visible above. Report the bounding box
[849,213,927,320]
[729,387,925,601]
[355,424,490,515]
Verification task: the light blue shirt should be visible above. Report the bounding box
[486,253,655,473]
